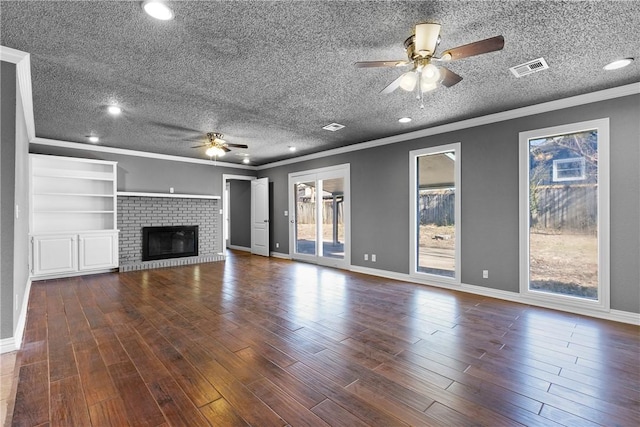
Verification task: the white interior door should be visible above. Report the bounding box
[251,177,270,256]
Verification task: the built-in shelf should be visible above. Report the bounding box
[29,154,119,278]
[117,191,221,199]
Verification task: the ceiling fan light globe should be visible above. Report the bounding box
[206,146,225,157]
[421,64,441,84]
[399,71,418,91]
[421,82,438,93]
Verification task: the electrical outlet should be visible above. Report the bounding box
[169,187,174,193]
[284,210,288,216]
[483,270,489,279]
[276,243,279,248]
[364,254,368,261]
[372,254,377,262]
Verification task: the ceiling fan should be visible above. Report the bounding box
[192,132,248,158]
[356,23,504,107]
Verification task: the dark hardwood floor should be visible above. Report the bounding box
[7,251,640,426]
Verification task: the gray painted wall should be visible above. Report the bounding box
[26,94,640,315]
[261,94,640,314]
[229,180,251,248]
[1,62,17,339]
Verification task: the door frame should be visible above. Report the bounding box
[222,174,256,253]
[288,163,351,269]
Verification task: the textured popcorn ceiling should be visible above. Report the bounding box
[2,1,639,165]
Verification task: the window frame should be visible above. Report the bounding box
[518,118,610,311]
[409,143,461,285]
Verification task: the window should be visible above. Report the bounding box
[553,157,586,182]
[410,143,461,284]
[519,119,610,310]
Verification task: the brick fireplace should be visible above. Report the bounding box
[117,195,224,271]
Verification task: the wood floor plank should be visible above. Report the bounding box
[73,339,119,406]
[199,398,250,427]
[11,361,49,427]
[50,375,91,427]
[107,361,166,427]
[88,397,130,427]
[11,252,640,426]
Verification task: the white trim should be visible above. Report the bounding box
[31,137,257,169]
[1,46,35,141]
[409,143,461,285]
[117,191,220,199]
[228,245,251,252]
[0,338,16,354]
[270,251,291,260]
[349,265,639,325]
[12,279,32,351]
[519,118,610,311]
[257,83,639,170]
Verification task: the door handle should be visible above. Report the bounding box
[263,219,269,223]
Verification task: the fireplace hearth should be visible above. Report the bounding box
[142,225,198,261]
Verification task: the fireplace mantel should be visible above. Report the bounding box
[117,191,220,199]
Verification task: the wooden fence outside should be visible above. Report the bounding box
[531,184,597,232]
[296,202,343,224]
[419,190,455,226]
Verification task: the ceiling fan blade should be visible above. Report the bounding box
[355,60,409,68]
[191,144,208,148]
[440,35,504,61]
[225,143,249,149]
[222,146,231,152]
[380,72,410,94]
[440,67,463,87]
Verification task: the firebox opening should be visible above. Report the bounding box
[142,226,198,261]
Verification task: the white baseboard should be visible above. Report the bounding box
[12,279,32,350]
[0,337,16,354]
[349,265,640,326]
[0,278,32,354]
[270,251,292,260]
[227,245,251,252]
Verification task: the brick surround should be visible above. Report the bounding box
[117,196,224,271]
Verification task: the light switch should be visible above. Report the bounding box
[284,210,288,216]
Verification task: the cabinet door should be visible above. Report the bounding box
[79,233,118,270]
[32,235,77,275]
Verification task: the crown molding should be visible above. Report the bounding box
[257,82,640,170]
[1,46,36,141]
[31,137,257,170]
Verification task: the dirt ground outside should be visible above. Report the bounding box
[296,223,345,242]
[419,225,598,298]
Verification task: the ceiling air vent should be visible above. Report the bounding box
[510,57,549,78]
[322,122,345,132]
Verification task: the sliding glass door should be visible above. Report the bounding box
[289,165,350,268]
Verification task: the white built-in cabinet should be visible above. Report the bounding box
[29,154,119,278]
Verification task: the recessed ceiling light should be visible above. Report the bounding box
[603,58,634,71]
[107,105,122,116]
[88,136,99,143]
[242,158,250,164]
[289,146,297,152]
[398,117,412,123]
[142,0,174,20]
